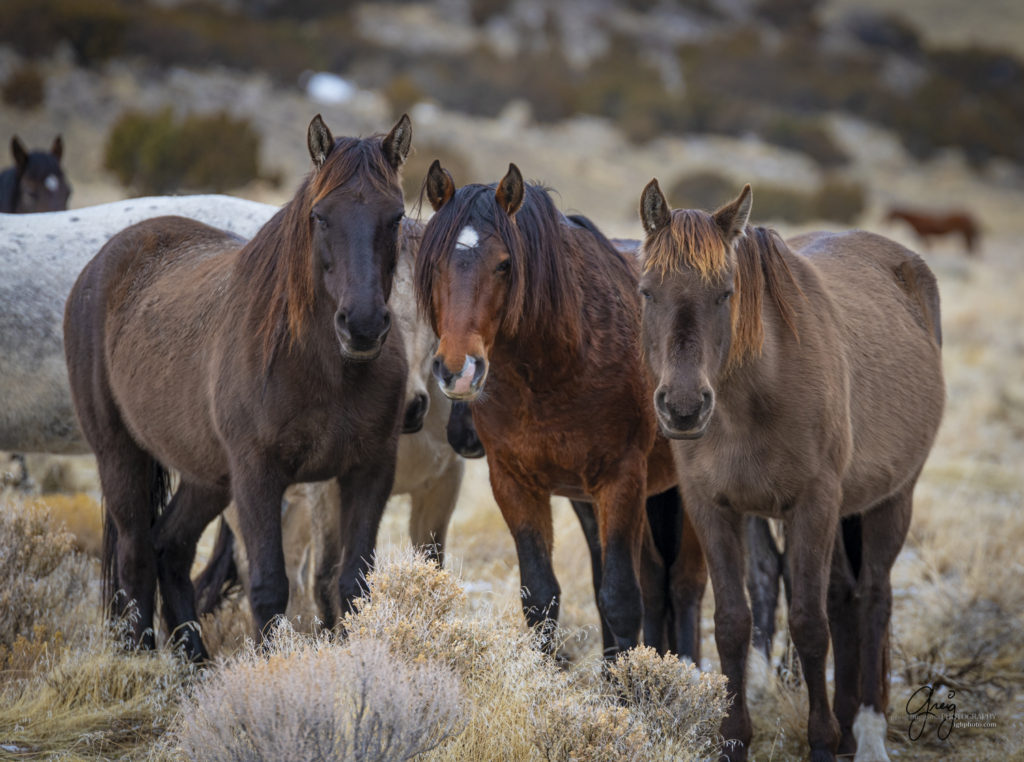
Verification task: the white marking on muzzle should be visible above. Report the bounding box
[452,355,477,395]
[853,705,891,762]
[456,225,479,250]
[45,175,60,192]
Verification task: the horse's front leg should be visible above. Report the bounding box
[334,456,398,624]
[593,452,648,655]
[230,462,290,641]
[490,464,560,654]
[787,480,842,762]
[688,500,752,761]
[408,457,464,566]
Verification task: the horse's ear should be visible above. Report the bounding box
[495,163,524,218]
[51,135,63,161]
[307,114,335,171]
[11,136,28,170]
[426,159,455,212]
[713,184,752,244]
[640,178,671,236]
[382,113,412,170]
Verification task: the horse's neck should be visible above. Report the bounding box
[0,170,17,213]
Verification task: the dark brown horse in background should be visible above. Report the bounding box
[0,135,71,212]
[639,181,944,761]
[64,114,413,661]
[416,161,706,657]
[886,205,980,254]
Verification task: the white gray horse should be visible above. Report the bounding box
[1,198,464,617]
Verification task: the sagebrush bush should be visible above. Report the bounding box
[172,628,463,762]
[606,646,729,758]
[0,498,94,652]
[104,107,263,194]
[1,65,45,109]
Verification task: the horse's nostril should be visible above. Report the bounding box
[654,387,668,412]
[432,357,451,383]
[380,310,392,334]
[335,311,347,329]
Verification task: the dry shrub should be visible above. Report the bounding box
[37,492,103,558]
[171,627,463,762]
[0,497,95,652]
[104,107,263,194]
[606,645,729,758]
[1,65,45,109]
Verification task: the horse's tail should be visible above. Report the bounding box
[101,457,171,614]
[193,518,240,616]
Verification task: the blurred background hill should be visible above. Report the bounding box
[1,0,1023,236]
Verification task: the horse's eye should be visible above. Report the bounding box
[390,213,404,229]
[640,288,653,301]
[311,211,327,228]
[494,259,510,274]
[717,289,733,305]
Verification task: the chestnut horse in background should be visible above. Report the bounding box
[886,206,980,254]
[416,160,706,657]
[64,114,412,662]
[639,181,944,762]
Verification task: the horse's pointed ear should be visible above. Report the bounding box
[713,184,752,244]
[51,135,63,161]
[426,159,455,212]
[11,136,27,170]
[382,113,412,170]
[495,163,524,218]
[640,178,671,236]
[307,114,334,171]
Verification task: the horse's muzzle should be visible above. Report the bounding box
[336,309,391,362]
[402,391,429,433]
[433,354,487,400]
[655,386,713,439]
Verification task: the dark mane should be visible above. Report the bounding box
[237,135,401,366]
[643,211,801,370]
[415,182,586,349]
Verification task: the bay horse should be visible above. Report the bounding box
[638,180,944,761]
[416,160,706,657]
[64,114,413,661]
[0,135,70,212]
[886,206,979,254]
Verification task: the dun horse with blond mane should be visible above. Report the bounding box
[638,180,944,762]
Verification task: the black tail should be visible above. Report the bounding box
[193,518,240,616]
[101,458,171,615]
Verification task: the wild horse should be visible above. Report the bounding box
[416,161,706,657]
[638,180,944,761]
[65,114,413,661]
[0,135,70,212]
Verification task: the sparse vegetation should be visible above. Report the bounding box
[103,108,263,194]
[668,170,866,224]
[1,65,45,109]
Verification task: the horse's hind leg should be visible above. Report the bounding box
[850,487,914,762]
[746,516,782,660]
[95,444,164,650]
[153,480,229,661]
[670,506,706,663]
[569,499,617,655]
[828,515,862,756]
[409,458,464,566]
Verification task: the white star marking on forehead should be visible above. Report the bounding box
[455,226,479,250]
[45,175,60,193]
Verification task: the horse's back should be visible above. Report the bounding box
[65,216,244,479]
[788,230,944,510]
